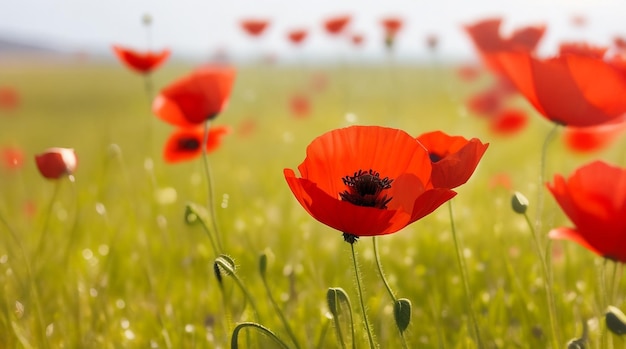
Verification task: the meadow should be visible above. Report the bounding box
[1,58,625,348]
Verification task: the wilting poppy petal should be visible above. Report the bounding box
[112,45,170,74]
[240,19,270,37]
[0,86,20,111]
[547,161,626,262]
[417,131,489,189]
[153,65,236,127]
[163,125,230,163]
[285,126,456,238]
[289,93,311,118]
[489,109,528,135]
[563,118,626,153]
[559,42,608,59]
[35,148,77,179]
[1,146,24,170]
[287,29,308,46]
[323,15,351,36]
[495,51,626,127]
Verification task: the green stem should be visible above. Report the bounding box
[372,237,409,349]
[215,258,260,322]
[231,322,290,349]
[448,201,483,348]
[350,242,376,349]
[260,274,301,349]
[315,318,332,349]
[34,180,61,259]
[536,123,559,244]
[202,120,224,253]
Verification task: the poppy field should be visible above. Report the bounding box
[2,15,626,349]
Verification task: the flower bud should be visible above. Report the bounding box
[511,191,529,214]
[35,148,77,179]
[606,305,626,335]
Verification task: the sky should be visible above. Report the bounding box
[0,0,625,63]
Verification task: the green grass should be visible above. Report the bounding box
[1,59,625,348]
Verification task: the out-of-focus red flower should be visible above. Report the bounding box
[153,65,236,128]
[563,117,626,153]
[237,117,257,138]
[310,72,329,93]
[548,161,626,262]
[464,17,546,75]
[112,45,170,74]
[35,148,77,180]
[456,64,481,81]
[323,15,351,36]
[489,172,512,190]
[495,51,626,127]
[570,15,587,28]
[287,29,308,46]
[417,131,489,189]
[608,53,626,80]
[614,36,626,51]
[0,87,20,111]
[350,33,365,47]
[289,93,311,118]
[163,125,230,163]
[2,146,24,170]
[284,126,456,238]
[240,19,270,37]
[425,34,439,51]
[489,109,528,135]
[381,17,403,37]
[466,88,505,116]
[559,42,608,59]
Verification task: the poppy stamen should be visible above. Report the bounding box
[340,169,393,209]
[178,138,200,151]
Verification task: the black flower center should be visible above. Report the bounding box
[429,153,443,163]
[340,169,393,209]
[178,138,200,151]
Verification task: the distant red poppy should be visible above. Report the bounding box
[489,172,512,190]
[289,93,311,118]
[240,19,270,37]
[0,86,20,111]
[350,33,365,47]
[570,15,587,28]
[163,125,230,163]
[548,161,626,262]
[310,72,329,93]
[35,148,77,180]
[456,64,481,81]
[489,109,528,135]
[466,88,505,116]
[284,126,456,239]
[236,117,257,138]
[563,118,626,153]
[323,15,351,36]
[287,29,308,46]
[417,131,489,189]
[559,42,608,59]
[381,17,403,37]
[1,146,24,170]
[112,45,170,74]
[495,51,626,127]
[153,65,236,128]
[425,34,439,51]
[614,36,626,51]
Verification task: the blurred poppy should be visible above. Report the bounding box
[350,33,365,47]
[495,51,626,127]
[417,131,489,189]
[489,172,512,190]
[284,126,456,238]
[240,19,270,37]
[570,14,587,28]
[425,34,439,52]
[236,117,257,138]
[381,17,403,37]
[548,161,626,262]
[112,45,170,74]
[559,42,607,59]
[466,87,505,116]
[1,146,24,170]
[153,65,236,127]
[35,148,77,180]
[309,72,329,93]
[614,36,626,51]
[287,29,308,46]
[489,109,528,135]
[0,86,20,111]
[289,93,311,118]
[456,64,481,81]
[163,125,230,163]
[323,15,351,36]
[563,118,626,153]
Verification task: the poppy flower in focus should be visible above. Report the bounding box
[289,93,311,118]
[559,42,607,59]
[112,45,170,74]
[548,161,626,262]
[495,51,626,127]
[0,86,20,111]
[284,126,456,239]
[417,131,489,189]
[153,65,236,128]
[240,19,270,37]
[35,148,77,180]
[163,125,230,163]
[323,15,351,36]
[287,29,308,46]
[563,118,626,153]
[2,146,24,170]
[489,109,528,135]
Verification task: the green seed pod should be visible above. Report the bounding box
[394,298,412,332]
[259,253,268,278]
[511,191,529,214]
[606,306,626,335]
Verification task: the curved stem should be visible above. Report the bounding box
[231,322,290,349]
[350,243,376,349]
[260,274,301,349]
[202,120,224,253]
[215,258,260,322]
[34,180,61,259]
[448,201,483,348]
[372,237,409,349]
[536,123,559,242]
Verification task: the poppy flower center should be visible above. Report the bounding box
[429,153,443,163]
[340,169,393,209]
[178,138,200,151]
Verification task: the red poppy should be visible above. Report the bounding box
[240,19,270,37]
[287,29,308,46]
[289,93,311,118]
[2,146,24,170]
[489,109,528,135]
[570,15,587,28]
[559,42,608,59]
[112,45,170,74]
[466,88,505,116]
[284,126,456,238]
[425,34,439,51]
[153,65,236,128]
[381,17,403,37]
[163,125,230,163]
[456,64,481,81]
[323,15,351,36]
[489,172,512,190]
[236,117,257,138]
[614,36,626,51]
[495,51,626,127]
[350,33,365,47]
[0,86,20,111]
[417,131,489,189]
[35,148,77,179]
[548,161,626,262]
[563,118,626,153]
